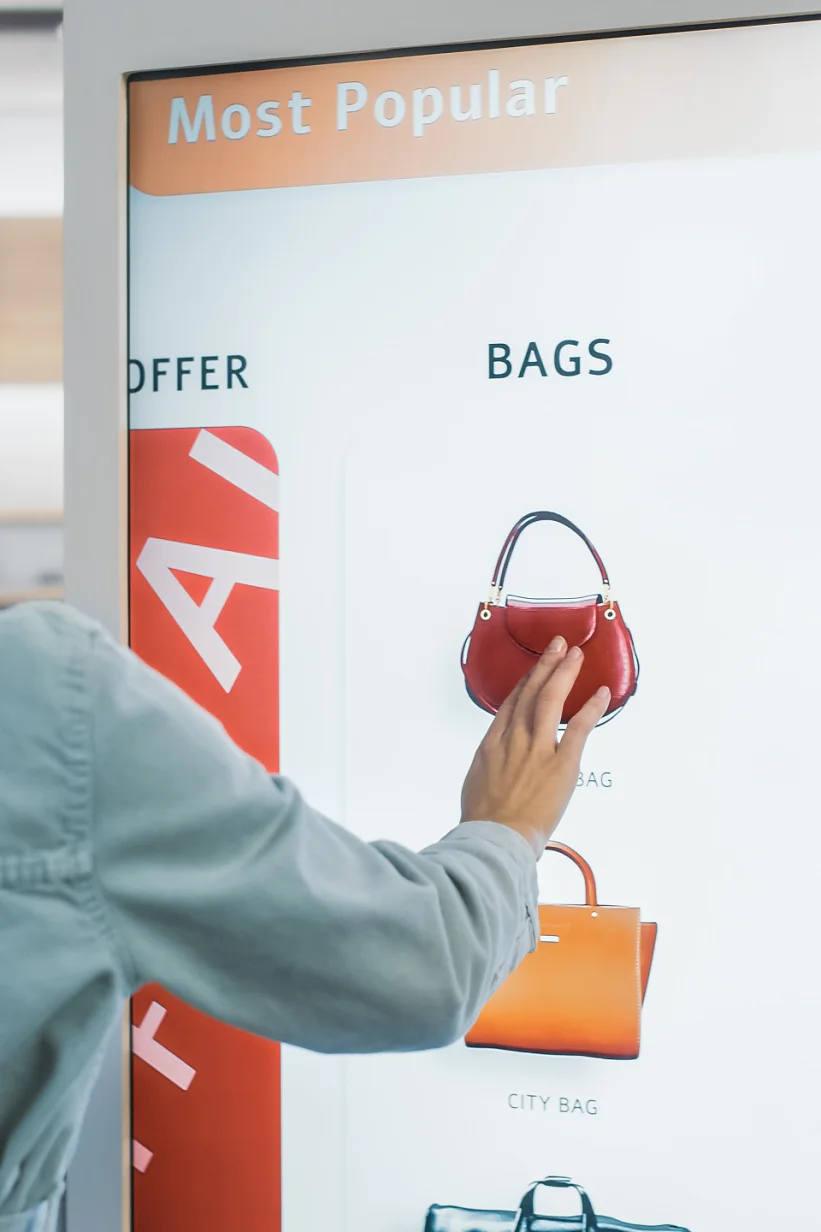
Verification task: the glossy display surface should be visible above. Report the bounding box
[128,18,821,1229]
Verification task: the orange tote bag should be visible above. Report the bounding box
[466,842,657,1060]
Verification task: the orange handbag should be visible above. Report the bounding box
[130,427,282,1232]
[466,843,657,1060]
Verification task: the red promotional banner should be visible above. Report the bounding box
[128,425,281,1232]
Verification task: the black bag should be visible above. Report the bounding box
[424,1176,690,1232]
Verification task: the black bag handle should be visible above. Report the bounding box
[490,513,610,597]
[513,1177,598,1232]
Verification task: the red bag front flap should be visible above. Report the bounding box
[506,595,598,654]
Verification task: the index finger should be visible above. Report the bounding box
[492,636,567,737]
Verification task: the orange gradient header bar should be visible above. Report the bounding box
[130,21,821,197]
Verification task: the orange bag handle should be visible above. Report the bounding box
[544,842,598,907]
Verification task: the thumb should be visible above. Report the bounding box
[557,686,610,767]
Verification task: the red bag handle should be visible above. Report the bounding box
[490,512,610,596]
[545,841,598,906]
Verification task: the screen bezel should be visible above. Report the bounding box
[126,10,821,85]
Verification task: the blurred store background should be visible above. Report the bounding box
[0,2,63,608]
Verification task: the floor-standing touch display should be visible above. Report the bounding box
[128,18,821,1231]
[129,426,281,1230]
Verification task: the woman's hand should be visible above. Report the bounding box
[460,637,610,858]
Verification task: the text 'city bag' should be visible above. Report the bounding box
[424,1175,691,1232]
[461,512,638,724]
[465,844,657,1060]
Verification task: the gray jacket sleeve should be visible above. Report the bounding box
[88,625,538,1054]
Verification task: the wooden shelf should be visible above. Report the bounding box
[0,218,63,384]
[0,586,64,608]
[0,511,62,526]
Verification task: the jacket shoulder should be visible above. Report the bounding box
[0,600,101,661]
[0,603,102,858]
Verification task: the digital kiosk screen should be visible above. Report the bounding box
[128,19,821,1232]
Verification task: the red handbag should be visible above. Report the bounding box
[462,512,638,725]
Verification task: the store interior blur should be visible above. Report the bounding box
[0,4,63,611]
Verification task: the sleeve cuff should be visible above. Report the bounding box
[435,820,539,954]
[447,820,537,866]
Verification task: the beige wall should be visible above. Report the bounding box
[0,27,63,517]
[0,217,62,383]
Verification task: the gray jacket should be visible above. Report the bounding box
[0,603,537,1232]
